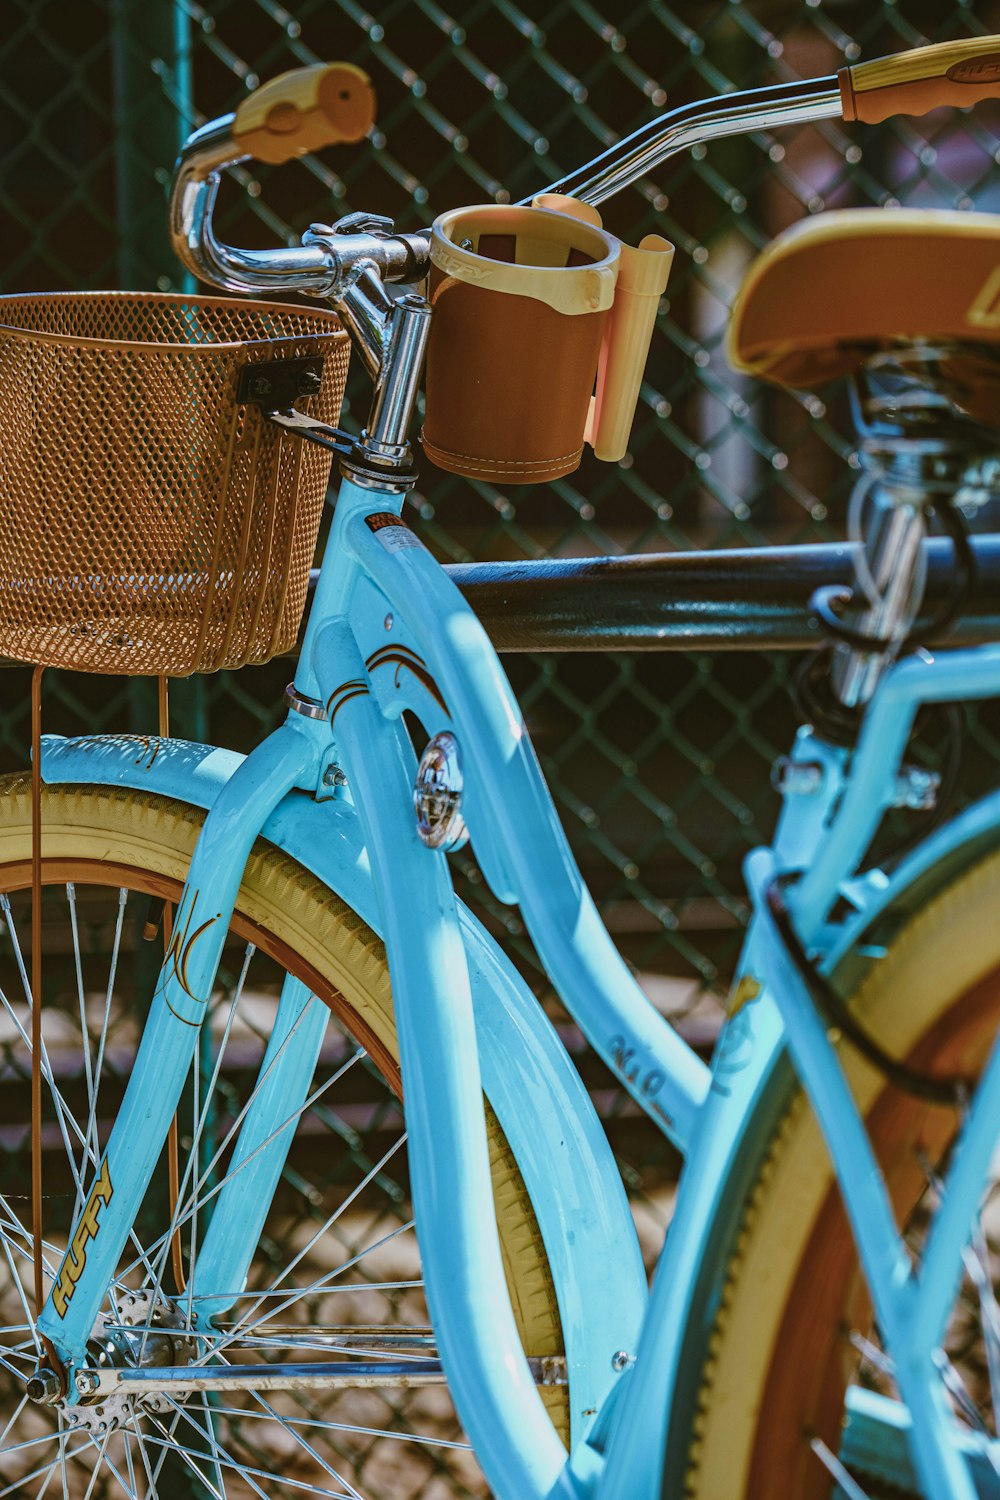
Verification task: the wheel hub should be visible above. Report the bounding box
[30,1292,199,1432]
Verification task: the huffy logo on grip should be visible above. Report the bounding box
[51,1161,114,1318]
[946,55,1000,84]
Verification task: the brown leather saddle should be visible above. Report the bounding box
[728,208,1000,422]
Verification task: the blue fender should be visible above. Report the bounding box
[39,731,647,1446]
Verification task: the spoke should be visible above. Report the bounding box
[0,968,91,1204]
[173,1395,255,1500]
[201,1401,473,1451]
[182,1026,362,1242]
[0,1348,37,1380]
[65,883,96,1218]
[0,961,173,1314]
[811,1436,872,1500]
[143,1413,356,1499]
[80,1424,139,1500]
[148,1404,227,1500]
[933,1348,991,1434]
[116,1041,367,1289]
[198,1210,413,1365]
[146,1402,183,1493]
[2,890,166,1295]
[209,1280,424,1299]
[37,1458,59,1500]
[58,1428,69,1500]
[200,1398,228,1500]
[849,1329,895,1378]
[1,896,107,1197]
[251,1389,365,1500]
[267,1131,407,1297]
[81,1427,108,1500]
[130,1411,160,1499]
[121,1423,138,1500]
[142,946,255,1331]
[0,1215,45,1350]
[0,1394,30,1452]
[0,1436,99,1497]
[2,1192,65,1253]
[168,1330,436,1358]
[85,888,128,1187]
[966,1224,1000,1439]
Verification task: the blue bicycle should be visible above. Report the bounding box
[4,34,1000,1500]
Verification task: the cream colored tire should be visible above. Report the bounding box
[682,846,1000,1499]
[0,774,566,1499]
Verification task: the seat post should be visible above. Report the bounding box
[831,468,929,710]
[829,353,993,710]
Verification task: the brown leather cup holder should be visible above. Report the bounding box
[422,200,675,485]
[422,204,618,484]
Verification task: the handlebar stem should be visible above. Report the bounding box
[334,265,396,380]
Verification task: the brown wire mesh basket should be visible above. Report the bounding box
[0,291,350,675]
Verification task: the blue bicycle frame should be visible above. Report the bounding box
[35,450,1000,1500]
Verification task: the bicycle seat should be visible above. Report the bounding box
[728,207,1000,421]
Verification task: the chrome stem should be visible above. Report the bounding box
[366,295,434,453]
[334,266,395,381]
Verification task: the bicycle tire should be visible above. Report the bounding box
[0,774,567,1498]
[677,844,1000,1499]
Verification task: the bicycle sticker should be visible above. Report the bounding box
[365,511,424,553]
[51,1161,114,1317]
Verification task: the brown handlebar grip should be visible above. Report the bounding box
[232,62,375,165]
[839,35,1000,125]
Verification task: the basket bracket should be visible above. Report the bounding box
[235,356,355,455]
[236,355,327,408]
[262,407,355,456]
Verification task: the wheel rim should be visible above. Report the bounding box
[745,965,1000,1499]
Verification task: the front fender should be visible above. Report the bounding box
[39,731,646,1444]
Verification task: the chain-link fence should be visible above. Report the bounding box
[5,0,1000,1127]
[3,2,1000,1488]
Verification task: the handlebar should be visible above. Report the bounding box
[170,32,1000,310]
[170,73,846,299]
[168,32,1000,394]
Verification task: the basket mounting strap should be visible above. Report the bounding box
[262,407,355,455]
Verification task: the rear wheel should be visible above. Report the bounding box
[0,775,567,1499]
[679,845,1000,1499]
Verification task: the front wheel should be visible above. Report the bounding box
[677,844,1000,1499]
[0,775,568,1499]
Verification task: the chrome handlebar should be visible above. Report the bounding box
[169,77,841,311]
[170,115,431,305]
[168,75,843,463]
[536,77,841,205]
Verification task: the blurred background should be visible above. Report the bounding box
[3,0,1000,1297]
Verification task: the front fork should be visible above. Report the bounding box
[36,715,325,1384]
[32,637,579,1497]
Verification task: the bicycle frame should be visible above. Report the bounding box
[29,37,1000,1500]
[35,446,1000,1500]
